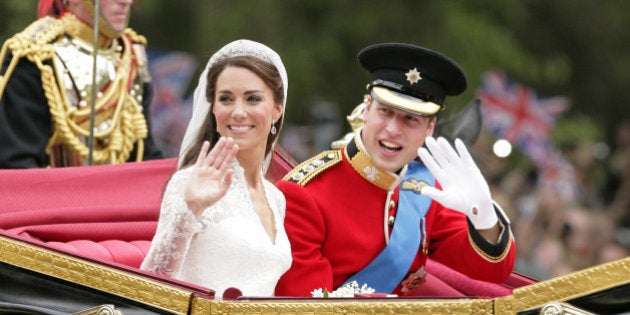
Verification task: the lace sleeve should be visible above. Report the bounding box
[140,169,201,278]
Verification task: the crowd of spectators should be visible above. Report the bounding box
[475,120,630,280]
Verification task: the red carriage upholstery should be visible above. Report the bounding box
[0,157,175,268]
[0,147,534,297]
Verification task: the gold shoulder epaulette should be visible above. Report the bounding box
[0,17,61,97]
[283,150,341,186]
[2,17,61,56]
[123,28,147,45]
[16,17,61,45]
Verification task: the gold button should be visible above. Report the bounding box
[388,215,395,225]
[388,200,395,209]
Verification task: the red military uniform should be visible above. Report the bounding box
[275,135,516,296]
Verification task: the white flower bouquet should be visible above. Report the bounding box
[311,281,376,298]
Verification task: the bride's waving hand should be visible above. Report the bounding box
[185,138,238,217]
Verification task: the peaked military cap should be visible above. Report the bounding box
[358,43,467,116]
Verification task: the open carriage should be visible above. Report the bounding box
[0,147,628,314]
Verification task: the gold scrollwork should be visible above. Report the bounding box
[540,301,596,315]
[73,304,122,315]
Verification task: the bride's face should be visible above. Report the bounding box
[212,66,282,156]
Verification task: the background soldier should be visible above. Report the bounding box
[0,0,162,168]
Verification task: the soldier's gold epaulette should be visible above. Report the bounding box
[0,17,61,96]
[19,17,59,41]
[282,150,341,186]
[1,17,60,61]
[124,28,147,46]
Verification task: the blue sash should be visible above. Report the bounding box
[342,160,434,293]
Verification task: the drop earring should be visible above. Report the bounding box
[270,122,277,135]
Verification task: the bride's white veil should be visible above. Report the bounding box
[177,39,288,171]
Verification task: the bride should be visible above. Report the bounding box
[141,39,291,298]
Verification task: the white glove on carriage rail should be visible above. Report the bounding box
[417,137,499,230]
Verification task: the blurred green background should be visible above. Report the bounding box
[2,0,628,149]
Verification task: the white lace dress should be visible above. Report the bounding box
[140,162,292,298]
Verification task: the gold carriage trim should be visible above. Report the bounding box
[539,301,596,315]
[495,257,630,314]
[2,227,629,314]
[191,298,493,315]
[283,150,341,186]
[0,235,200,314]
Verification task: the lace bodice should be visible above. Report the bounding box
[141,161,291,298]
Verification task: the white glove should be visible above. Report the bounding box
[417,137,498,230]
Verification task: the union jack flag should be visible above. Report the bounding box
[477,69,569,147]
[477,69,577,199]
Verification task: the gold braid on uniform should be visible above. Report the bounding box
[124,28,147,46]
[283,150,341,186]
[0,15,148,165]
[0,17,58,96]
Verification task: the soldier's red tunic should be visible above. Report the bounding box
[274,136,516,296]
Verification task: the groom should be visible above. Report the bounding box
[275,42,516,296]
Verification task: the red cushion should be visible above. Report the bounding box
[421,258,514,298]
[0,158,176,267]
